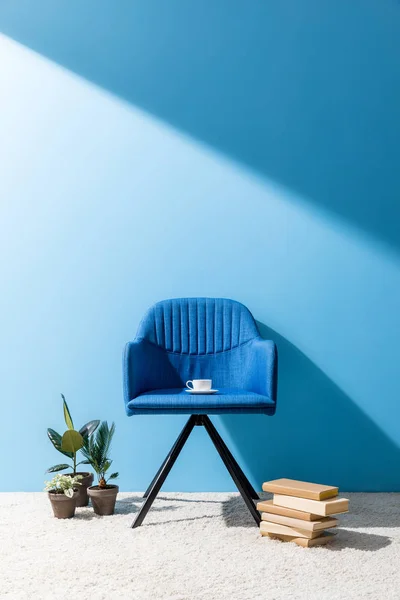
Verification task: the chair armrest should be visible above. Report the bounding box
[123,340,145,408]
[123,338,181,415]
[123,339,162,412]
[245,338,278,402]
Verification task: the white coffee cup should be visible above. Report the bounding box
[186,379,212,391]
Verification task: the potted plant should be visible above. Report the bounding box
[82,421,119,516]
[47,394,99,507]
[45,473,82,519]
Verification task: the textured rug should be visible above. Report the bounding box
[0,492,399,600]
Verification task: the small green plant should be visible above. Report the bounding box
[81,421,119,489]
[44,473,83,497]
[47,394,100,475]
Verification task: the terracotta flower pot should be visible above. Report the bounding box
[66,472,94,507]
[48,491,78,519]
[88,485,119,516]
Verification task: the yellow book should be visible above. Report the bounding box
[257,499,321,521]
[260,521,323,539]
[261,512,338,532]
[273,494,349,517]
[262,478,338,500]
[267,531,336,547]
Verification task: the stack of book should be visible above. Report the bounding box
[257,478,349,547]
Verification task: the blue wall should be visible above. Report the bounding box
[0,0,399,492]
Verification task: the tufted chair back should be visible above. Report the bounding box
[136,297,259,355]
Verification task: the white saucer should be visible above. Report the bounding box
[185,389,219,395]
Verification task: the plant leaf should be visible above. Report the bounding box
[80,421,116,480]
[47,428,73,458]
[103,460,111,474]
[108,472,119,480]
[61,429,83,453]
[79,420,100,439]
[46,464,71,473]
[62,394,74,430]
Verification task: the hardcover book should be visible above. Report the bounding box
[257,499,321,521]
[260,521,323,539]
[261,512,338,532]
[262,478,338,501]
[266,531,336,547]
[273,494,349,517]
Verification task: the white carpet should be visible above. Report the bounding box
[1,492,399,600]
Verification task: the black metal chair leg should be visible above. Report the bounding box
[133,414,260,529]
[143,433,181,498]
[131,415,197,528]
[143,459,168,499]
[202,416,259,500]
[202,416,261,526]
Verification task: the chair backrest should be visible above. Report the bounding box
[136,297,260,354]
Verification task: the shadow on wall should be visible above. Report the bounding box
[221,323,400,492]
[0,0,399,250]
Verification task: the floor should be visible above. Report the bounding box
[1,492,399,600]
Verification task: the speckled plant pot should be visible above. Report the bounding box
[87,485,119,516]
[48,491,78,519]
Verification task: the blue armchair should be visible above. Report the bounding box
[123,298,278,527]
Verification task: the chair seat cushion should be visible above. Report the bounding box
[126,388,275,415]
